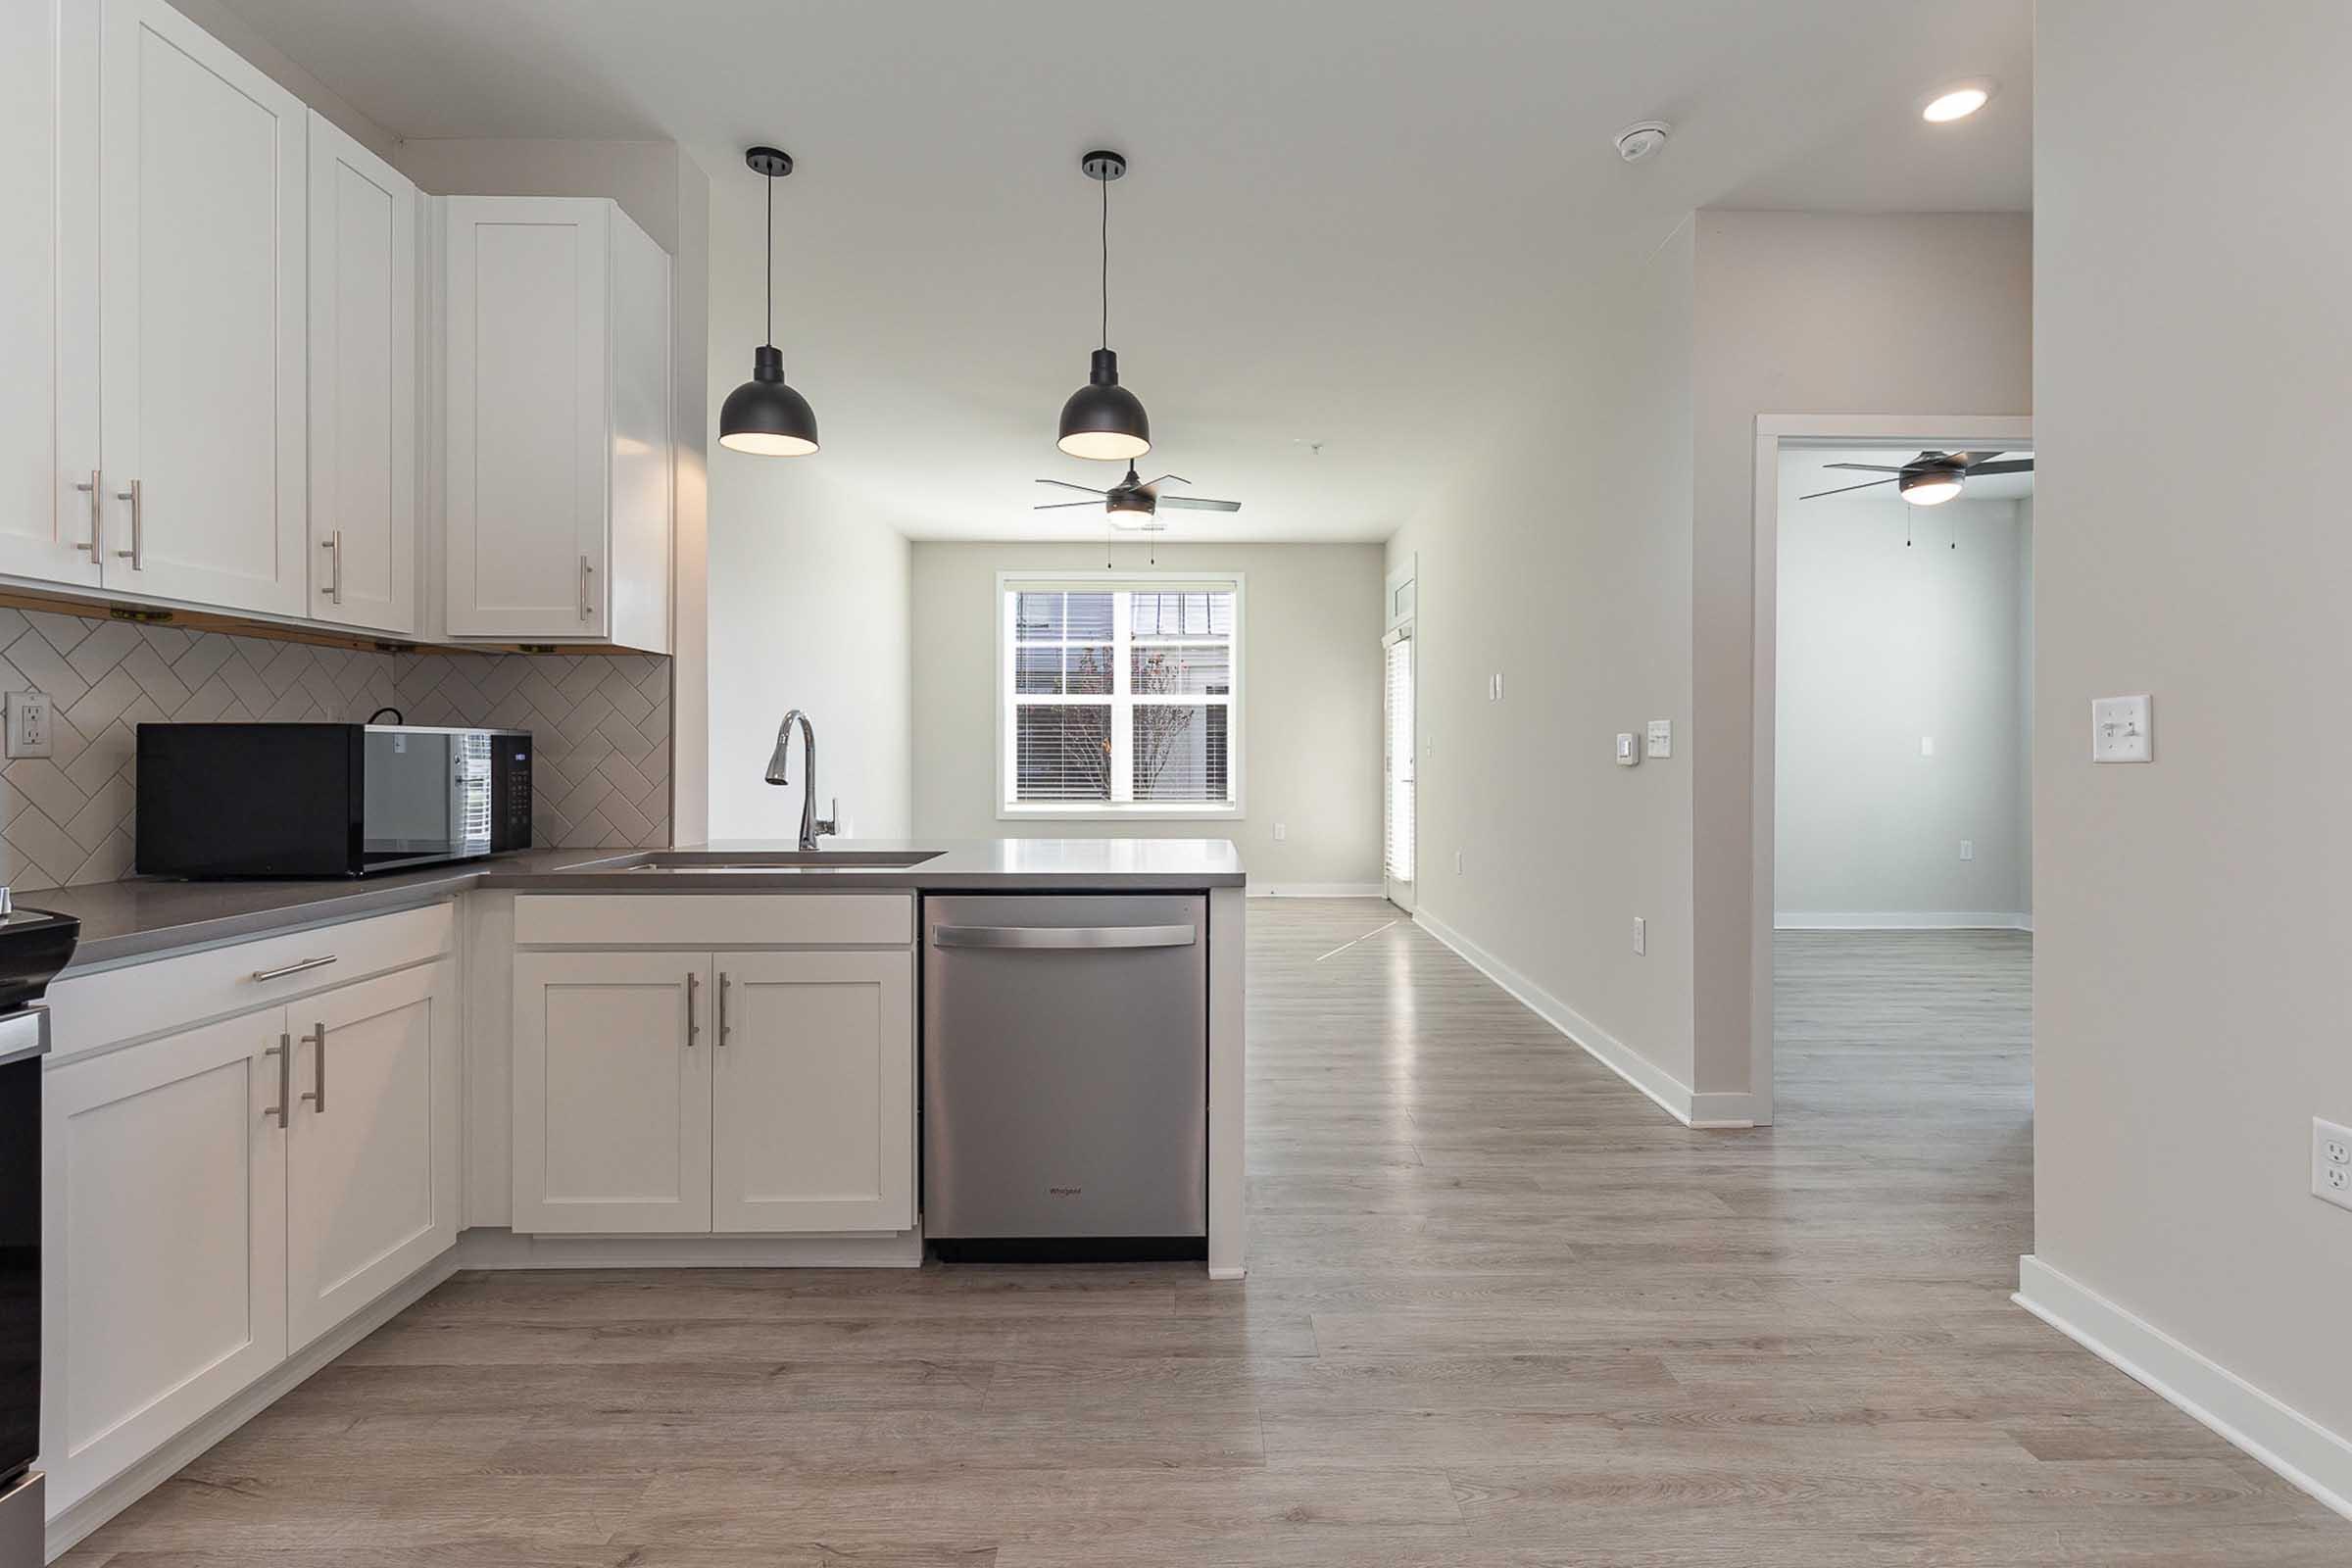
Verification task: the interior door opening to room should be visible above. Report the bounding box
[1750,416,2034,1119]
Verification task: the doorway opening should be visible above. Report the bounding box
[1749,417,2033,1126]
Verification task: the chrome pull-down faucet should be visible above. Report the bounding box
[763,709,837,852]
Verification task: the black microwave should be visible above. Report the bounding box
[136,723,533,878]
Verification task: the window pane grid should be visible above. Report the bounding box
[1005,584,1237,810]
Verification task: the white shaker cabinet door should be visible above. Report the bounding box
[0,0,101,585]
[306,110,416,635]
[97,0,308,614]
[512,950,713,1233]
[442,196,612,639]
[41,1008,289,1514]
[711,950,914,1234]
[285,960,456,1352]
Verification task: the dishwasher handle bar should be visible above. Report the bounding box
[931,922,1197,951]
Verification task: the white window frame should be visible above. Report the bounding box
[996,569,1247,821]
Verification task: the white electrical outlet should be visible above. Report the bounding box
[2316,1118,2352,1213]
[1960,840,1975,861]
[1920,735,1935,758]
[1631,916,1645,956]
[1272,822,1287,842]
[4,690,52,759]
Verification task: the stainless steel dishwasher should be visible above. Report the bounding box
[922,893,1207,1259]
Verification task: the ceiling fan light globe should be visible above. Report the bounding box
[1899,471,1963,506]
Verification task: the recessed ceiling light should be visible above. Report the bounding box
[1922,83,1993,123]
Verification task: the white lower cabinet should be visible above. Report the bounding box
[512,944,914,1237]
[285,961,458,1349]
[510,953,712,1234]
[713,951,913,1234]
[41,952,459,1515]
[42,1010,288,1510]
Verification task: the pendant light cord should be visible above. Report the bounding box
[764,172,775,348]
[1100,170,1109,351]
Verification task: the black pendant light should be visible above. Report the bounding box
[1056,150,1151,462]
[719,146,819,457]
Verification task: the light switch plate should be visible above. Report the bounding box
[2092,694,2153,762]
[1645,719,1672,759]
[4,690,52,759]
[1615,732,1640,766]
[1921,735,1936,758]
[1631,916,1645,956]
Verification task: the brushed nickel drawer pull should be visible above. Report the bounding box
[685,970,701,1045]
[716,971,730,1047]
[74,468,101,556]
[114,478,141,569]
[320,529,343,605]
[251,955,338,983]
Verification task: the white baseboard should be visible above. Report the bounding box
[1776,910,2033,931]
[454,1226,923,1269]
[45,1250,463,1560]
[2015,1255,2352,1523]
[1250,882,1387,899]
[1411,908,1752,1129]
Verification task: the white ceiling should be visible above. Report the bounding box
[1788,446,2035,504]
[221,0,2033,542]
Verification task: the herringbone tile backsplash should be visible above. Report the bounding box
[0,604,672,893]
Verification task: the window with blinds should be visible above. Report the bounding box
[1002,578,1242,814]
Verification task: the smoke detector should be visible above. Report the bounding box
[1613,121,1671,164]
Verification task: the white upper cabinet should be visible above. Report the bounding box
[0,0,100,585]
[306,111,417,636]
[96,0,309,617]
[442,195,672,652]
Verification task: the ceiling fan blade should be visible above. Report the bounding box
[1033,500,1102,511]
[1963,458,2034,475]
[1157,496,1242,512]
[1943,451,2007,468]
[1036,478,1109,495]
[1822,463,1906,473]
[1137,474,1191,490]
[1798,477,1901,501]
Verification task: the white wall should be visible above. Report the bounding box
[704,172,911,841]
[909,541,1384,890]
[1775,490,2031,925]
[1386,218,1700,1101]
[1690,211,2034,1102]
[2033,0,2352,1472]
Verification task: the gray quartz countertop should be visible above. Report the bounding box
[32,839,1245,971]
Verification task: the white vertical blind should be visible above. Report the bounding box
[1385,633,1414,883]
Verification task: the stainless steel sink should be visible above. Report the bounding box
[622,850,945,872]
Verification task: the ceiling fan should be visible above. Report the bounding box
[1800,450,2033,505]
[1035,466,1242,530]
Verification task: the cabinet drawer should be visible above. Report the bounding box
[514,894,912,949]
[45,903,456,1062]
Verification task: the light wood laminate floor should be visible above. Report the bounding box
[66,907,2347,1565]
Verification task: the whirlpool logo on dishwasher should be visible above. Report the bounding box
[1048,1186,1084,1198]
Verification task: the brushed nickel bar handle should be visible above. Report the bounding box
[251,955,337,983]
[319,529,343,605]
[685,970,700,1045]
[113,478,141,569]
[74,468,101,556]
[931,923,1197,951]
[579,555,595,621]
[298,1021,326,1114]
[264,1033,290,1128]
[716,971,729,1047]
